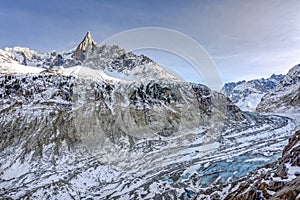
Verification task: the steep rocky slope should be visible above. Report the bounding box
[0,74,244,156]
[0,32,245,150]
[221,74,284,112]
[257,64,300,113]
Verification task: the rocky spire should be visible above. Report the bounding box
[74,31,97,60]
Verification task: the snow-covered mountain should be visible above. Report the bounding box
[0,32,245,146]
[0,32,298,199]
[257,64,300,113]
[221,74,284,111]
[1,32,177,82]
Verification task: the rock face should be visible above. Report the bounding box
[221,74,284,112]
[73,31,97,60]
[257,64,300,113]
[223,130,300,200]
[0,74,244,156]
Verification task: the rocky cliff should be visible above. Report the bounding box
[257,64,300,113]
[222,74,284,112]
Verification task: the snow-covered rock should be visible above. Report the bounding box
[0,32,179,82]
[256,64,300,113]
[0,49,19,64]
[0,73,244,151]
[221,74,284,111]
[1,71,296,198]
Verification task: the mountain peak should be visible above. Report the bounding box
[74,31,97,60]
[83,31,95,44]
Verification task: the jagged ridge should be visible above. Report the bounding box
[257,64,300,113]
[221,74,284,111]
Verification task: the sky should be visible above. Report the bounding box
[1,0,300,85]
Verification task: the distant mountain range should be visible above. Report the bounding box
[0,32,177,82]
[222,64,300,113]
[257,64,300,113]
[221,74,284,112]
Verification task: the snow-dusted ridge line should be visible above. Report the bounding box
[221,74,284,112]
[0,31,181,83]
[257,64,300,113]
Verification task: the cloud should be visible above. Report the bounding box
[171,0,300,82]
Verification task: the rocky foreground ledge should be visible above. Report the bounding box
[218,130,300,200]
